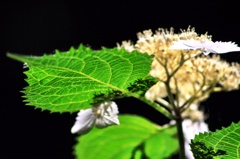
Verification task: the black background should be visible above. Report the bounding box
[1,1,240,159]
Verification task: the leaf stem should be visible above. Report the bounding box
[136,96,173,119]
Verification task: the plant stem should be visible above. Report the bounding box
[136,96,173,119]
[175,112,186,159]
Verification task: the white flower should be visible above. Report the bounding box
[71,101,120,134]
[169,39,240,55]
[182,119,209,159]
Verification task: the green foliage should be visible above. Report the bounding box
[74,115,178,159]
[190,122,240,159]
[7,45,155,112]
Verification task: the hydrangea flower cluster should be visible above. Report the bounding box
[118,27,240,111]
[117,27,240,159]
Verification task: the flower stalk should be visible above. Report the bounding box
[175,113,185,159]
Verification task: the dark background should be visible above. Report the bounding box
[1,1,240,159]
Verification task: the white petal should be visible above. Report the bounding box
[71,101,120,134]
[105,101,119,116]
[182,39,210,49]
[169,40,193,50]
[95,115,119,128]
[169,40,214,50]
[170,39,240,55]
[205,41,240,54]
[95,101,120,128]
[71,109,96,134]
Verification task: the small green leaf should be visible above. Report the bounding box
[7,45,155,112]
[74,115,178,159]
[190,121,240,159]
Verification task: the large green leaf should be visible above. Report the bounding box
[74,115,178,159]
[190,121,240,159]
[7,45,156,112]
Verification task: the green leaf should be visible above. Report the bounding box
[144,126,178,159]
[7,45,155,112]
[190,121,240,159]
[74,115,178,159]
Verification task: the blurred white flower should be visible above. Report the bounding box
[71,101,120,134]
[182,119,209,159]
[169,39,240,55]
